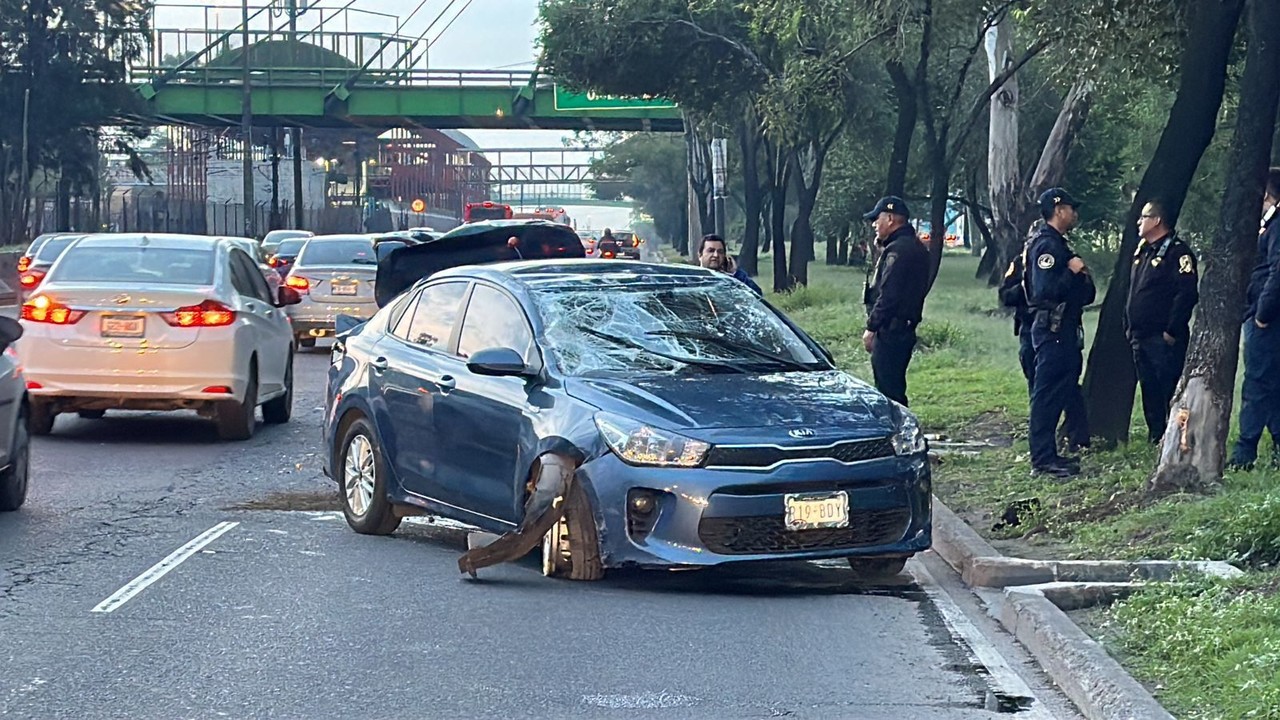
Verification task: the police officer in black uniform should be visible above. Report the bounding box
[1000,220,1089,449]
[1024,188,1096,478]
[1125,199,1199,444]
[862,196,930,406]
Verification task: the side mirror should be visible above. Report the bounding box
[466,347,532,378]
[0,316,22,350]
[276,286,303,307]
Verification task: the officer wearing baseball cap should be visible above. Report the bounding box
[862,195,929,406]
[1023,187,1095,478]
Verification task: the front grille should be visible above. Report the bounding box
[698,507,912,555]
[705,437,895,468]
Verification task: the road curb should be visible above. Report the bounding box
[930,497,1177,720]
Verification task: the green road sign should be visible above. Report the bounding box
[553,85,676,112]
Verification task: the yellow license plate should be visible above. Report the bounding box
[783,491,850,530]
[101,315,145,338]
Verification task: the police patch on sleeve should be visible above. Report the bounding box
[1037,253,1055,270]
[1179,254,1195,274]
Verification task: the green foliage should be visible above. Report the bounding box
[587,133,687,244]
[1105,575,1280,719]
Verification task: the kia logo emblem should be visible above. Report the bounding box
[788,428,816,439]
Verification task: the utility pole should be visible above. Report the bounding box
[241,0,255,238]
[289,0,305,229]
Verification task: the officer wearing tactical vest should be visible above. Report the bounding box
[999,220,1089,450]
[862,196,929,406]
[1125,199,1199,444]
[1024,188,1096,478]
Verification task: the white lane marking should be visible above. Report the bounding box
[911,561,1057,719]
[91,521,240,614]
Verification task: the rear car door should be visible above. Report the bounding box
[434,283,538,524]
[371,281,469,505]
[229,249,288,396]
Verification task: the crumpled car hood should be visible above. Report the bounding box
[564,370,896,434]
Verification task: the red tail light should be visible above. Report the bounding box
[26,381,42,390]
[285,275,310,292]
[17,256,32,272]
[19,270,45,288]
[161,300,236,328]
[268,257,280,267]
[21,296,86,325]
[201,385,233,394]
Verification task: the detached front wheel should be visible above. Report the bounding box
[540,480,603,581]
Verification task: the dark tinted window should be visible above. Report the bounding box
[35,235,79,262]
[299,240,375,266]
[50,247,216,285]
[394,282,468,351]
[229,250,271,302]
[458,285,533,361]
[275,239,308,257]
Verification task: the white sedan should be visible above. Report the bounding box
[17,234,302,441]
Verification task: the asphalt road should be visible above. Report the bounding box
[0,342,1082,719]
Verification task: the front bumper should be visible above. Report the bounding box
[580,451,932,569]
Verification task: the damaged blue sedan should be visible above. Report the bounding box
[323,220,931,580]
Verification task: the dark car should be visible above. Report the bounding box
[612,230,643,259]
[323,225,931,581]
[18,233,84,300]
[268,237,309,277]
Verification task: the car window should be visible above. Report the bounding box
[298,240,375,266]
[229,250,271,303]
[394,281,468,351]
[275,239,308,256]
[35,235,79,262]
[50,246,216,285]
[458,284,534,361]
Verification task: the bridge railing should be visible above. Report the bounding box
[146,28,426,72]
[131,62,547,90]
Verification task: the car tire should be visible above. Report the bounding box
[215,365,257,441]
[28,401,55,437]
[338,417,400,535]
[541,479,603,581]
[297,336,316,349]
[847,556,909,580]
[78,410,106,420]
[0,409,30,512]
[262,355,293,425]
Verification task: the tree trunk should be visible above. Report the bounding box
[985,17,1021,291]
[925,162,948,290]
[738,116,763,275]
[1152,0,1280,491]
[770,146,792,293]
[885,60,917,197]
[1082,0,1245,445]
[991,78,1095,286]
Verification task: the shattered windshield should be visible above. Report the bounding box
[529,275,825,376]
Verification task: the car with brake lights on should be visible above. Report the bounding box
[612,230,643,259]
[17,233,302,440]
[283,234,379,348]
[261,229,313,257]
[267,237,309,277]
[17,233,84,301]
[323,220,931,581]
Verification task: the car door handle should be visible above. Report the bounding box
[434,374,456,391]
[370,356,389,373]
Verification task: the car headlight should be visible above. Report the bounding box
[594,413,710,467]
[891,402,927,456]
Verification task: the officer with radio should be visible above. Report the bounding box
[1125,199,1199,444]
[1024,188,1095,478]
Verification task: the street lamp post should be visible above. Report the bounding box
[289,0,305,229]
[241,0,255,238]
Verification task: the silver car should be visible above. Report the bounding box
[283,235,378,347]
[261,229,313,257]
[0,316,30,511]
